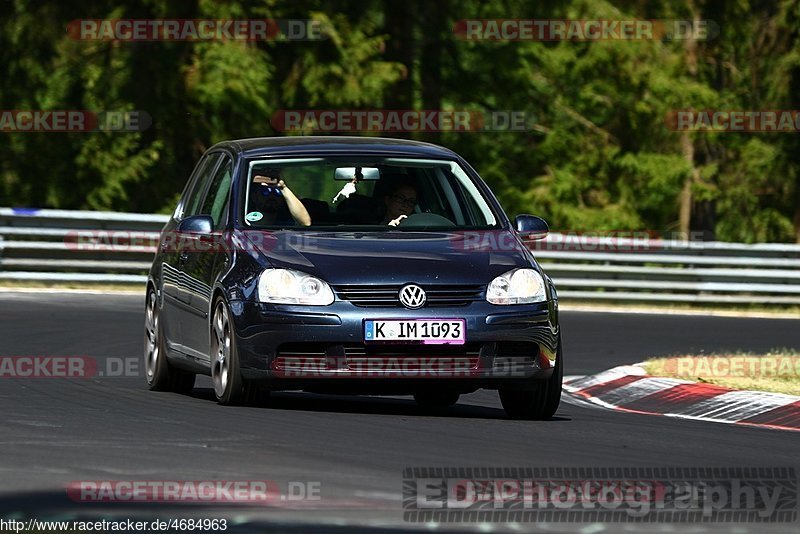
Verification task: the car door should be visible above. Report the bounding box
[180,153,234,358]
[160,152,220,346]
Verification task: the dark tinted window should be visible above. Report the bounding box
[242,157,498,229]
[183,152,223,219]
[200,156,233,228]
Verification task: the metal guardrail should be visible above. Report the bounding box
[2,207,800,304]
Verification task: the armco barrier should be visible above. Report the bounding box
[2,207,800,304]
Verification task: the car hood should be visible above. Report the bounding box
[240,229,534,285]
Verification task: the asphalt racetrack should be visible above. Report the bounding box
[0,291,798,532]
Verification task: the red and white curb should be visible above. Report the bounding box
[563,365,800,432]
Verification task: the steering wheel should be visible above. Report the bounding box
[397,213,456,227]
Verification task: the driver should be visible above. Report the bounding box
[381,182,418,226]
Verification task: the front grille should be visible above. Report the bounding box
[333,284,484,307]
[345,356,479,372]
[275,343,327,357]
[274,342,483,373]
[496,341,539,358]
[274,343,328,371]
[343,343,482,357]
[274,355,326,371]
[494,341,539,369]
[344,343,481,371]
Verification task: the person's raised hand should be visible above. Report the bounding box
[388,215,407,227]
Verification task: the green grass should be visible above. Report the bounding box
[558,299,800,317]
[0,280,144,293]
[643,350,800,395]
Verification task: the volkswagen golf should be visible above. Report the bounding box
[144,136,562,419]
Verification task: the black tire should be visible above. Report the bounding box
[210,297,251,405]
[144,288,197,394]
[144,289,170,391]
[169,371,196,395]
[499,337,563,420]
[413,390,460,409]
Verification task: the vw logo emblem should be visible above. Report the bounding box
[399,284,426,309]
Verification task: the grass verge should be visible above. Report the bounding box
[558,299,800,318]
[0,280,144,293]
[642,351,800,396]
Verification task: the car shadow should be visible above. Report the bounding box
[186,387,571,422]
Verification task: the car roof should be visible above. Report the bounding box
[209,136,459,159]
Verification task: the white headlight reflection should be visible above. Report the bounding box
[258,268,334,305]
[486,268,546,305]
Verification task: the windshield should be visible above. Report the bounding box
[242,157,499,230]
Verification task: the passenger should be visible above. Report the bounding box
[250,169,311,226]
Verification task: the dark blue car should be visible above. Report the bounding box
[145,137,562,419]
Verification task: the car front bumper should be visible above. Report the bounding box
[228,298,559,391]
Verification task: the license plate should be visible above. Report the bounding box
[364,319,465,344]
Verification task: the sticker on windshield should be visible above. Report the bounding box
[246,211,263,222]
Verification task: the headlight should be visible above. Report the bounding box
[486,268,546,305]
[258,268,334,305]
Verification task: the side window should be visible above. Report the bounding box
[175,154,211,220]
[200,156,234,228]
[183,153,223,219]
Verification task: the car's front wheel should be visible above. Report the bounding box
[144,288,196,394]
[210,297,256,405]
[499,337,563,420]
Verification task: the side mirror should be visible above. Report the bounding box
[515,215,549,240]
[177,215,213,235]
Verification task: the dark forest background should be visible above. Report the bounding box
[2,0,799,242]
